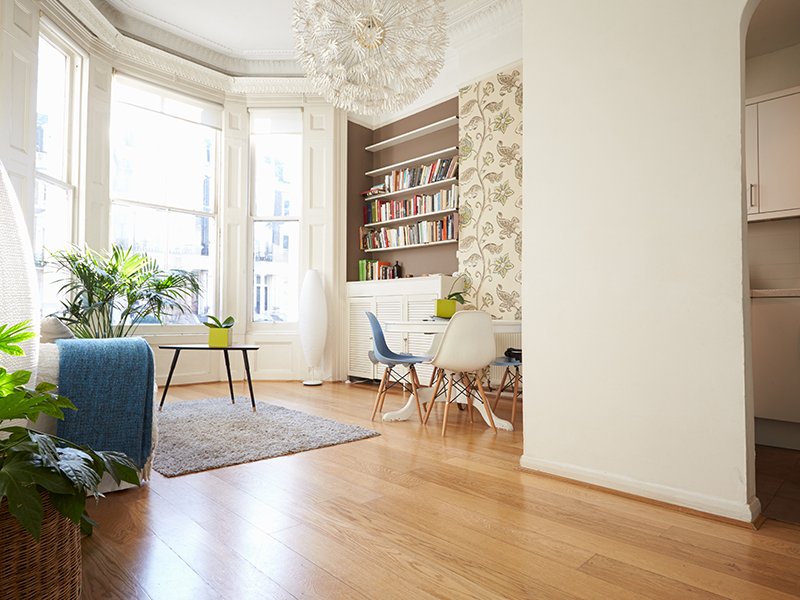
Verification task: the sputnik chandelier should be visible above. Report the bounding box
[292,0,448,116]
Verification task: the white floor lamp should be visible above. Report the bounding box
[299,269,327,386]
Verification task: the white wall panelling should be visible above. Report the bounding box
[0,0,39,235]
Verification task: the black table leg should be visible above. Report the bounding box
[159,349,182,411]
[223,349,235,404]
[242,349,256,412]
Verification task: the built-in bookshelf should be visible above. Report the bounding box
[359,123,459,257]
[346,99,459,282]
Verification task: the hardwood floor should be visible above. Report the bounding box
[81,380,800,599]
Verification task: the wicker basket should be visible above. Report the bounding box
[0,495,81,600]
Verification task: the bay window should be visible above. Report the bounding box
[110,75,221,324]
[250,109,303,324]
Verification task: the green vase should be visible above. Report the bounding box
[208,328,232,347]
[435,299,457,318]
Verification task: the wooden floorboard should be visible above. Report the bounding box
[79,380,800,599]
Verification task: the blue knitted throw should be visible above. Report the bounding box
[55,337,154,469]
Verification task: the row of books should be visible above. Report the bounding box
[359,214,458,251]
[380,157,457,194]
[363,185,458,225]
[357,259,402,281]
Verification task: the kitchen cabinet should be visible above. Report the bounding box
[747,89,800,220]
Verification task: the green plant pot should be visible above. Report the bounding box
[208,328,232,347]
[435,299,457,318]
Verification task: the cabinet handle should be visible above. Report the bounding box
[749,183,757,208]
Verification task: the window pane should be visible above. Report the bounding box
[112,204,215,324]
[110,102,216,213]
[36,37,69,179]
[34,179,72,316]
[252,133,302,217]
[253,221,299,323]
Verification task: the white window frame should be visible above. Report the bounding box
[108,74,223,334]
[248,107,304,332]
[34,20,86,303]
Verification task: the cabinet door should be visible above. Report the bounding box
[745,104,759,215]
[375,296,404,355]
[348,297,375,379]
[407,294,438,383]
[758,93,800,214]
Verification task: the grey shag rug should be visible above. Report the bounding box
[152,396,380,477]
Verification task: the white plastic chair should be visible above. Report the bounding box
[422,311,498,436]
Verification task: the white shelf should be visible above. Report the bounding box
[364,177,457,202]
[363,208,458,228]
[365,116,458,152]
[365,147,457,177]
[364,239,458,253]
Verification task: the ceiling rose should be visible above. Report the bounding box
[292,0,448,115]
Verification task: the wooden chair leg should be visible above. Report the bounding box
[474,374,497,433]
[377,366,393,414]
[423,370,445,424]
[442,373,454,437]
[409,365,423,422]
[428,367,439,387]
[510,366,521,424]
[462,373,474,423]
[492,367,509,412]
[371,367,389,420]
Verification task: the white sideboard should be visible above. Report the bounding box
[346,275,456,381]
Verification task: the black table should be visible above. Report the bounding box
[158,344,259,411]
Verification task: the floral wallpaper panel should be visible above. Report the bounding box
[458,69,522,319]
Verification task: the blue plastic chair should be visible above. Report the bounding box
[366,311,428,422]
[491,355,522,424]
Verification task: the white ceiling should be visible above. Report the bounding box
[89,0,800,74]
[89,0,493,76]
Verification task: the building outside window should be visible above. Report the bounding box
[34,25,83,315]
[109,75,221,324]
[250,108,302,323]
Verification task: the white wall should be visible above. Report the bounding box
[521,0,758,521]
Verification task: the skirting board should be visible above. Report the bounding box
[519,455,761,523]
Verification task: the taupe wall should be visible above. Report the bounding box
[346,98,459,280]
[346,121,373,282]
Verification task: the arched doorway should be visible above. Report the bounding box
[743,0,800,524]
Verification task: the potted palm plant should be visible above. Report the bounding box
[49,244,201,338]
[0,321,139,599]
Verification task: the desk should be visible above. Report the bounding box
[381,319,522,431]
[158,344,259,411]
[384,319,522,335]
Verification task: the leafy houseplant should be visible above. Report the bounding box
[0,321,140,539]
[49,244,201,338]
[435,274,467,318]
[204,315,235,347]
